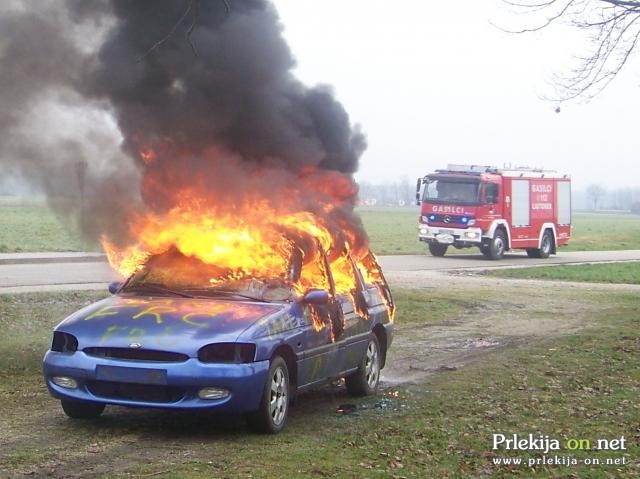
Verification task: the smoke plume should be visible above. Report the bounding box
[0,0,367,251]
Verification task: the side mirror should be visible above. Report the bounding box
[303,289,330,305]
[415,178,422,205]
[108,281,123,294]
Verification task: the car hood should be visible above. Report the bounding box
[56,294,285,356]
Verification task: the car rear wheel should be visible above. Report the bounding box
[61,399,105,419]
[345,335,381,396]
[428,242,448,257]
[247,356,290,434]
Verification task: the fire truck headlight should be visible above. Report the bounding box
[465,231,478,239]
[419,227,428,235]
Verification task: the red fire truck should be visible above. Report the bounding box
[416,164,571,259]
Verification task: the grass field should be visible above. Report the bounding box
[0,287,637,477]
[358,208,419,255]
[358,208,640,255]
[488,261,640,284]
[0,205,87,252]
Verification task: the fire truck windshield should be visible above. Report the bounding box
[422,177,480,205]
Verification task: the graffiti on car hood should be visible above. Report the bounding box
[57,295,283,354]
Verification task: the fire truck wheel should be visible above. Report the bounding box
[428,242,448,257]
[538,230,553,258]
[485,229,506,260]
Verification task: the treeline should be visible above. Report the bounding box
[4,174,638,213]
[357,177,640,213]
[575,185,640,212]
[358,177,416,206]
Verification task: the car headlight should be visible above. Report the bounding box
[51,332,78,353]
[198,343,256,363]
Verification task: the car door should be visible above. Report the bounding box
[296,250,341,387]
[357,250,395,324]
[332,254,372,375]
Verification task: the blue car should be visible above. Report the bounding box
[43,248,394,433]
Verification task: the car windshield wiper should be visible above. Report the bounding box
[123,283,194,298]
[187,289,267,302]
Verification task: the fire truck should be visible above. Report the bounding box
[416,164,571,259]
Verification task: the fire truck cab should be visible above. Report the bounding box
[416,164,571,260]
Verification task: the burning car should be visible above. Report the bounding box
[30,0,389,435]
[43,246,394,433]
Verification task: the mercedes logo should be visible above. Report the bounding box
[443,215,452,223]
[129,342,142,349]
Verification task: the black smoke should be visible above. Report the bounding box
[0,0,366,244]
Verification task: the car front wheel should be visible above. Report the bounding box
[61,399,105,419]
[247,356,290,434]
[345,335,381,396]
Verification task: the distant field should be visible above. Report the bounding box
[563,214,640,252]
[1,201,639,254]
[0,205,87,252]
[487,261,640,284]
[358,207,640,255]
[357,208,419,255]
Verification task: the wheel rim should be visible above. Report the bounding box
[542,235,551,254]
[494,237,504,256]
[365,341,380,388]
[269,366,288,426]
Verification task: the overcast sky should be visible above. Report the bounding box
[274,0,640,191]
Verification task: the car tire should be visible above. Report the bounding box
[345,335,381,397]
[247,356,290,434]
[428,242,448,257]
[60,399,105,419]
[483,229,506,260]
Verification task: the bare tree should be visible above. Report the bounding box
[502,1,640,101]
[586,183,607,209]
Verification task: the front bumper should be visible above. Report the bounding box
[43,350,270,413]
[417,225,483,244]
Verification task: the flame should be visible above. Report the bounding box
[310,308,326,333]
[139,148,156,165]
[101,150,394,322]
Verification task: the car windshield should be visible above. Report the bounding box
[121,248,299,302]
[422,177,480,205]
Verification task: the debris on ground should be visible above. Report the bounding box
[463,338,499,348]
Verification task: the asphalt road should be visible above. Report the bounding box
[1,250,639,293]
[379,249,640,271]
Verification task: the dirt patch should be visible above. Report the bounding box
[381,270,632,386]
